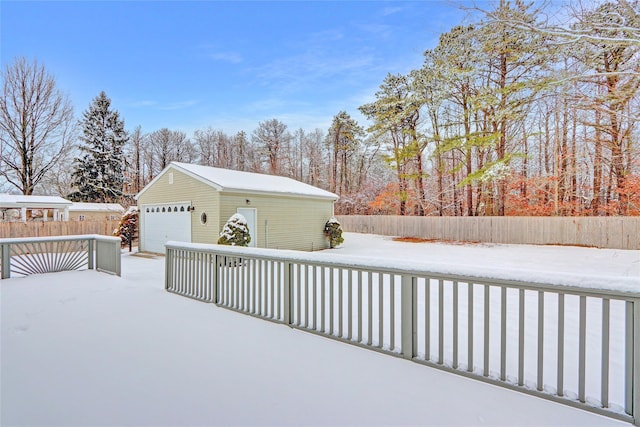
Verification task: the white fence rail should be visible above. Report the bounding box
[165,242,640,425]
[0,235,121,279]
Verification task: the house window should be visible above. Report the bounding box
[200,212,207,224]
[78,215,86,221]
[169,172,174,184]
[110,215,118,220]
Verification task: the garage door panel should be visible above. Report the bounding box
[142,203,191,253]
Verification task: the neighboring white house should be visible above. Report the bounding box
[135,162,339,253]
[0,194,72,222]
[68,202,125,221]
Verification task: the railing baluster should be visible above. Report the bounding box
[270,259,275,318]
[184,250,189,295]
[347,270,353,340]
[321,267,326,333]
[579,295,587,403]
[390,275,395,351]
[277,261,282,320]
[338,268,343,338]
[558,293,565,397]
[602,298,610,408]
[425,277,430,361]
[538,291,544,392]
[304,264,311,328]
[358,270,363,343]
[484,284,490,377]
[519,288,525,387]
[312,265,317,329]
[501,286,507,381]
[368,271,373,346]
[378,272,384,348]
[329,268,334,335]
[438,279,444,365]
[453,280,459,369]
[251,259,256,313]
[468,282,474,373]
[625,301,633,416]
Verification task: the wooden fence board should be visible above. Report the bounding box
[0,221,120,239]
[336,216,640,250]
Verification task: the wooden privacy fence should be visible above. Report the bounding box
[0,220,120,239]
[336,216,640,250]
[165,241,640,426]
[0,235,121,278]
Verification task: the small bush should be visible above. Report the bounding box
[324,217,344,248]
[218,213,251,246]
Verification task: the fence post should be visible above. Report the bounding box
[88,239,94,270]
[401,274,414,360]
[283,261,292,325]
[1,244,10,279]
[165,247,173,291]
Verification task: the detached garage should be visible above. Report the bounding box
[135,162,338,253]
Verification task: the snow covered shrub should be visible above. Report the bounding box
[324,217,344,248]
[114,206,138,252]
[218,213,251,246]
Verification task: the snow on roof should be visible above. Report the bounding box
[68,202,125,212]
[0,193,72,208]
[137,162,338,200]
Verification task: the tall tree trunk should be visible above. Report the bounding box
[592,109,602,215]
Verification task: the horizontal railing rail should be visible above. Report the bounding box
[0,235,121,278]
[165,241,640,426]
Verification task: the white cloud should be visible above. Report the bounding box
[129,100,157,108]
[158,100,198,111]
[128,99,198,111]
[207,51,243,64]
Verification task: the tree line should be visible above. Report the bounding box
[1,0,638,216]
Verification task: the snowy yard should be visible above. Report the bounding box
[2,233,638,426]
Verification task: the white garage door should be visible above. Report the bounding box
[142,202,191,253]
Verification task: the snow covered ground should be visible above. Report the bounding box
[2,233,638,426]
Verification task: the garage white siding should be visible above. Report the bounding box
[141,202,192,253]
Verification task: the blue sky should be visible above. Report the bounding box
[2,1,473,135]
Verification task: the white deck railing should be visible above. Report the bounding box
[165,241,640,426]
[0,235,121,278]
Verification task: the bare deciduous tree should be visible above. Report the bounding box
[252,118,290,174]
[0,57,74,195]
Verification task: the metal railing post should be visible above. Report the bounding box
[1,243,10,279]
[165,247,173,291]
[401,274,414,360]
[88,239,94,270]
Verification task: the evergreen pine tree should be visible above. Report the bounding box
[69,91,128,202]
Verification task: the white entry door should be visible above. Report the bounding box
[142,202,192,253]
[237,208,257,247]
